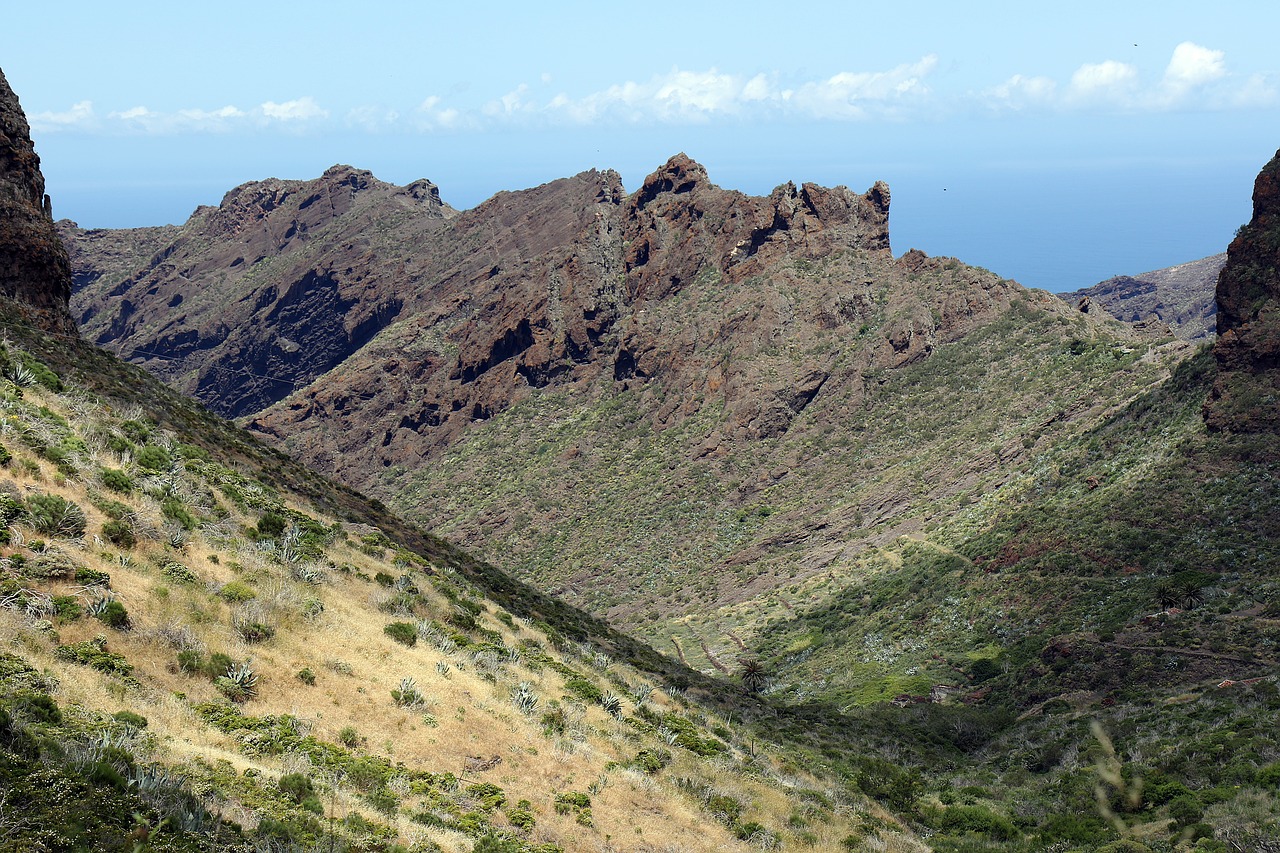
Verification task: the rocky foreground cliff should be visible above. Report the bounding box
[0,68,75,334]
[1205,148,1280,432]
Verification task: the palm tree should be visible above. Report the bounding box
[738,658,766,695]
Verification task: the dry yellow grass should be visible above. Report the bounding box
[0,379,896,851]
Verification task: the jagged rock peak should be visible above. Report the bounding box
[0,67,77,334]
[1205,149,1280,432]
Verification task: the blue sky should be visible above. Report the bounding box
[4,1,1279,291]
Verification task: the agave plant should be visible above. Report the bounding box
[215,660,259,702]
[511,681,540,715]
[600,692,623,718]
[391,676,425,708]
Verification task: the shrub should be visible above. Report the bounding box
[278,772,315,804]
[54,637,133,676]
[99,468,134,494]
[564,676,602,703]
[51,595,81,622]
[119,419,152,444]
[101,519,136,549]
[25,493,86,537]
[161,497,197,529]
[383,622,417,646]
[135,445,172,472]
[74,567,111,587]
[1256,763,1280,788]
[1168,794,1205,827]
[234,620,275,644]
[177,649,204,674]
[112,710,148,729]
[94,599,131,630]
[218,581,256,603]
[339,726,361,747]
[256,512,287,539]
[296,667,316,686]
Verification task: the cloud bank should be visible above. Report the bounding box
[30,42,1274,137]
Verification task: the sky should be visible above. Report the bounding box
[4,1,1279,292]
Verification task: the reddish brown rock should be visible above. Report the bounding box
[1205,150,1280,432]
[0,67,76,334]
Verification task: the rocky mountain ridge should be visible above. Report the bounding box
[0,67,76,334]
[61,153,1186,642]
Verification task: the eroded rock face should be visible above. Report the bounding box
[1061,254,1224,342]
[1204,150,1280,432]
[68,164,456,416]
[0,67,76,334]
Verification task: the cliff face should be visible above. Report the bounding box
[67,164,455,416]
[0,68,76,334]
[1061,253,1224,341]
[1204,150,1280,432]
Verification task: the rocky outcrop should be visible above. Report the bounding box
[1205,150,1280,432]
[68,164,456,416]
[1062,254,1224,341]
[0,67,76,334]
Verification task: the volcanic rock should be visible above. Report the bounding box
[1061,253,1224,341]
[1205,150,1280,432]
[0,67,76,334]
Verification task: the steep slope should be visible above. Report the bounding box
[0,321,927,852]
[1061,252,1224,341]
[0,67,76,334]
[1205,148,1280,432]
[65,164,456,418]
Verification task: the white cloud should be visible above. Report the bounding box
[538,58,939,125]
[984,74,1057,110]
[982,42,1268,114]
[1067,60,1139,104]
[29,100,96,132]
[260,97,327,121]
[1163,41,1226,90]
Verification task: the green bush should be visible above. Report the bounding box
[120,419,152,444]
[112,710,148,729]
[296,667,316,686]
[25,493,86,537]
[218,581,256,603]
[1168,794,1205,827]
[101,519,136,549]
[135,445,172,472]
[256,512,287,539]
[235,621,275,643]
[99,468,134,494]
[383,622,417,646]
[74,567,111,587]
[564,676,602,703]
[94,600,131,630]
[1256,763,1280,788]
[161,497,197,529]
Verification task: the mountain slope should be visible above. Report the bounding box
[1061,253,1224,341]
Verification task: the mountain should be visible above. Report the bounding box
[0,68,76,334]
[1060,253,1225,341]
[63,154,1195,647]
[1205,148,1280,432]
